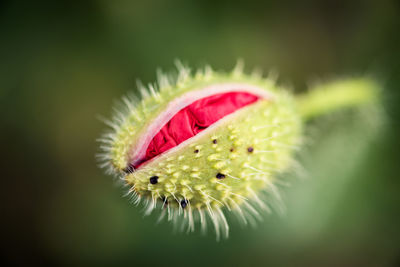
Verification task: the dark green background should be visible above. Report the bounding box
[2,0,400,266]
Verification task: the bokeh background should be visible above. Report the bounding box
[2,0,400,266]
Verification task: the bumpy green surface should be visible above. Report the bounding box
[127,94,301,209]
[99,68,301,216]
[101,65,302,211]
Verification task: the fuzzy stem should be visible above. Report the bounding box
[297,78,380,121]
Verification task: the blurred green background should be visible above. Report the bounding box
[2,0,400,266]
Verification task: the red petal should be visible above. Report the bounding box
[137,92,259,168]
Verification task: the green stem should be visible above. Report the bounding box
[296,78,380,121]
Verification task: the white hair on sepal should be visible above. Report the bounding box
[135,79,150,100]
[247,187,271,213]
[156,68,172,91]
[203,64,213,80]
[174,59,191,85]
[232,58,245,77]
[156,209,167,224]
[251,66,263,80]
[147,83,163,103]
[97,115,120,132]
[143,180,292,240]
[95,90,140,177]
[215,208,229,239]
